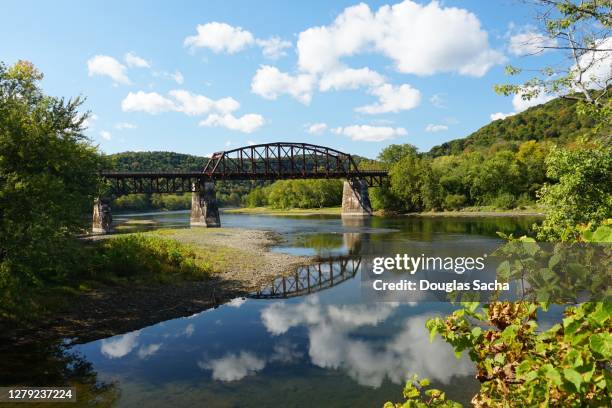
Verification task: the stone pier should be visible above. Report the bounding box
[92,197,112,234]
[341,179,372,217]
[190,181,221,227]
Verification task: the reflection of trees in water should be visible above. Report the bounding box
[368,216,538,239]
[250,256,361,299]
[0,342,119,406]
[293,234,345,251]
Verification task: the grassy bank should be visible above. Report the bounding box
[224,206,342,215]
[404,205,545,217]
[2,227,309,344]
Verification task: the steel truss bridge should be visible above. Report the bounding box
[101,142,388,195]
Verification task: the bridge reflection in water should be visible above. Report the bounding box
[250,255,362,299]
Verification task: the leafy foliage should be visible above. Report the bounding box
[372,140,551,212]
[536,140,612,240]
[384,376,462,408]
[245,179,343,209]
[0,61,101,287]
[425,301,611,407]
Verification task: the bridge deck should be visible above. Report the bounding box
[100,170,388,195]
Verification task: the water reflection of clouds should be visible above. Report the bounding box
[270,340,303,364]
[198,351,266,382]
[101,331,140,359]
[227,297,247,308]
[261,296,472,388]
[100,330,163,360]
[138,343,162,359]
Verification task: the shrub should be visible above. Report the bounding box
[490,192,516,209]
[443,194,467,210]
[92,234,210,281]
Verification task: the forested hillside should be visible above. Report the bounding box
[428,95,605,157]
[107,151,208,171]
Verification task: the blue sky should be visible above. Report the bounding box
[1,0,564,158]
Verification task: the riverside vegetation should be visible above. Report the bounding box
[384,1,611,407]
[1,0,610,404]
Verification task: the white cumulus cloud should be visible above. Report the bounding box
[319,67,385,92]
[425,124,448,132]
[172,70,184,84]
[512,88,555,112]
[573,36,612,89]
[99,130,112,140]
[199,113,265,133]
[508,29,557,56]
[81,113,98,129]
[251,65,315,105]
[297,1,505,77]
[490,112,513,121]
[332,125,407,142]
[356,83,421,114]
[185,22,291,59]
[184,22,255,53]
[256,37,292,59]
[87,55,130,85]
[121,91,176,114]
[306,122,328,134]
[115,122,137,130]
[124,52,151,68]
[121,90,242,116]
[429,94,446,108]
[169,90,239,116]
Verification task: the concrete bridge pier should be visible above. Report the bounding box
[341,179,372,217]
[190,181,220,228]
[92,197,112,234]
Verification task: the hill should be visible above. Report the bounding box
[427,96,603,157]
[107,151,208,172]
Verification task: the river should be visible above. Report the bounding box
[3,211,546,407]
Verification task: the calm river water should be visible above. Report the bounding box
[4,212,548,407]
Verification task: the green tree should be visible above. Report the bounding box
[389,153,426,212]
[378,143,419,167]
[536,139,612,240]
[0,61,101,288]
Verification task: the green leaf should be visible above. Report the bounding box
[471,327,482,339]
[541,364,562,386]
[497,261,511,279]
[589,333,611,359]
[591,225,612,243]
[548,253,562,269]
[563,368,582,391]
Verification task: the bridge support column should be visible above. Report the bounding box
[92,197,112,234]
[190,182,220,228]
[342,180,372,217]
